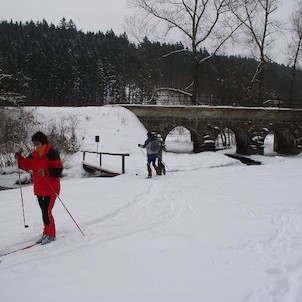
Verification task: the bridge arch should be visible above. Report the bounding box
[163,124,204,153]
[123,105,302,155]
[165,126,193,153]
[216,128,236,150]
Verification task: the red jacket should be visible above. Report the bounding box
[18,144,63,196]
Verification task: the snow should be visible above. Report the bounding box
[1,105,302,302]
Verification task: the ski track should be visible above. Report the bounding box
[0,174,186,269]
[188,166,302,302]
[91,176,185,242]
[3,164,302,302]
[82,165,241,243]
[256,207,302,302]
[228,205,302,302]
[37,164,220,254]
[89,165,245,244]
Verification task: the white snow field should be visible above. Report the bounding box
[0,105,302,302]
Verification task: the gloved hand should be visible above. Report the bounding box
[15,152,22,160]
[38,169,49,177]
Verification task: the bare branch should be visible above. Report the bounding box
[287,0,302,99]
[226,0,282,100]
[0,74,12,82]
[127,0,242,104]
[161,48,190,59]
[0,73,25,105]
[199,18,244,63]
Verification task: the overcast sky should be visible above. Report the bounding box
[0,0,296,64]
[0,0,131,34]
[0,0,294,34]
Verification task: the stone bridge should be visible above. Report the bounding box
[122,105,302,155]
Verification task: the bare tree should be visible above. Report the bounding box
[127,0,242,105]
[227,0,281,101]
[287,0,302,100]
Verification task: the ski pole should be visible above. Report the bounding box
[45,178,85,236]
[157,153,173,174]
[139,146,147,159]
[18,166,29,228]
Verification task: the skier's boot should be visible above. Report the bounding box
[40,236,56,245]
[147,165,152,178]
[36,234,47,244]
[154,164,160,175]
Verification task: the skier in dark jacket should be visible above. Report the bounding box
[15,131,63,245]
[138,132,160,178]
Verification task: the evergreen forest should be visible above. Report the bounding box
[0,19,301,107]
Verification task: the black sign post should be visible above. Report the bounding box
[95,136,100,154]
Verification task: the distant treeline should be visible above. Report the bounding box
[0,19,301,106]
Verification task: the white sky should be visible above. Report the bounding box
[0,0,131,34]
[0,0,294,34]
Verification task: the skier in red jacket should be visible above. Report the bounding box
[15,131,63,245]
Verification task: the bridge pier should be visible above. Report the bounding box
[274,129,301,155]
[230,127,265,155]
[191,131,202,153]
[232,128,251,155]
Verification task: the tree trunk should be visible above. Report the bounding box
[257,59,265,102]
[191,46,199,105]
[289,67,296,101]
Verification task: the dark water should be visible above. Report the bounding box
[0,186,12,191]
[226,154,262,165]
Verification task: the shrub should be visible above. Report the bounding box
[0,108,80,169]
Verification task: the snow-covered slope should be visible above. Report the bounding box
[1,105,302,302]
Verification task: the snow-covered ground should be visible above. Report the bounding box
[1,106,302,302]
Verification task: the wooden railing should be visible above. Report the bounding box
[82,151,130,174]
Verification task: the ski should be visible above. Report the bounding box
[145,175,160,179]
[0,235,64,259]
[0,242,38,258]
